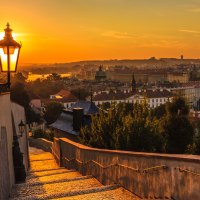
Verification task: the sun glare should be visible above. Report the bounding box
[0,32,4,40]
[0,32,19,40]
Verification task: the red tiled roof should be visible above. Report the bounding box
[54,89,78,101]
[137,89,173,98]
[93,91,133,101]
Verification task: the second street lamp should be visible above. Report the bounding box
[18,120,25,137]
[0,23,21,91]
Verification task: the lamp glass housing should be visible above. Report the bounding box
[0,23,21,73]
[18,120,25,137]
[0,47,20,72]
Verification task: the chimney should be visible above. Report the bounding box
[73,108,84,131]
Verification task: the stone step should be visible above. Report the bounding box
[14,175,93,188]
[53,187,140,200]
[27,171,83,184]
[10,177,103,199]
[29,167,66,173]
[27,169,76,179]
[30,159,59,171]
[29,152,54,161]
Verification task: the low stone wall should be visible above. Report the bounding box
[29,138,53,152]
[52,137,200,200]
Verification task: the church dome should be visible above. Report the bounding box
[95,66,107,81]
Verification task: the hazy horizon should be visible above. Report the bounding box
[1,0,200,64]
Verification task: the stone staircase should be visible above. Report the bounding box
[10,148,139,200]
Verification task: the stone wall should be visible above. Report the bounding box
[52,137,200,200]
[0,93,15,191]
[11,102,29,171]
[0,93,29,199]
[0,127,10,200]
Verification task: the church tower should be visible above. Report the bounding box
[131,73,136,93]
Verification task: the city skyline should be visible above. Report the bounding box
[1,0,200,64]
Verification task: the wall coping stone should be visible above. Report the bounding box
[59,137,200,163]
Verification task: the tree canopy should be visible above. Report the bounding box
[44,101,63,124]
[80,98,195,154]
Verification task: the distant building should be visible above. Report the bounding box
[49,89,78,108]
[95,66,107,81]
[167,72,190,83]
[70,100,99,115]
[128,89,173,108]
[29,99,42,115]
[90,90,133,105]
[50,101,99,140]
[170,81,200,108]
[107,67,168,83]
[131,73,137,93]
[88,89,173,108]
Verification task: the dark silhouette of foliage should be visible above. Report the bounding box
[11,82,39,124]
[167,97,189,116]
[160,97,194,153]
[44,102,63,124]
[151,104,166,119]
[25,78,64,98]
[160,115,194,153]
[70,88,90,100]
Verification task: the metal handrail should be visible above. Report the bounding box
[143,165,168,173]
[179,168,200,176]
[63,156,165,173]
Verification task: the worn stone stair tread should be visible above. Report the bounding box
[10,177,103,199]
[29,167,66,173]
[52,187,140,200]
[29,153,54,161]
[10,147,138,200]
[10,185,119,200]
[17,175,93,187]
[30,159,58,171]
[27,169,76,179]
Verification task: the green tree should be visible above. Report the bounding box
[70,88,90,100]
[160,97,194,153]
[151,104,166,119]
[10,82,39,124]
[44,102,63,124]
[46,73,61,81]
[167,97,189,116]
[80,102,165,152]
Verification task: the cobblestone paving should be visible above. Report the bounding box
[53,188,139,200]
[27,168,74,179]
[10,147,139,200]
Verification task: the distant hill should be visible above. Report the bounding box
[18,58,200,74]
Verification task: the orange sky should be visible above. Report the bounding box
[1,0,200,64]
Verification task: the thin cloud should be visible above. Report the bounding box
[102,31,134,39]
[179,29,200,34]
[186,8,200,13]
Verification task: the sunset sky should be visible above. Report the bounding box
[1,0,200,64]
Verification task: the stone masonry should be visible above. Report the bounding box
[9,147,139,200]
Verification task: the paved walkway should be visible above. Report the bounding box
[10,147,139,200]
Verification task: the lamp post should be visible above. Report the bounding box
[0,23,21,91]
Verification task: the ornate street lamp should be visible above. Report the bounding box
[18,120,25,137]
[0,23,21,91]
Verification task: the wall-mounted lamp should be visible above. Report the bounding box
[18,120,25,137]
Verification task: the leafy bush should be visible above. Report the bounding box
[32,129,54,141]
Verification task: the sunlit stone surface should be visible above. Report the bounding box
[10,147,139,200]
